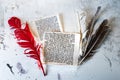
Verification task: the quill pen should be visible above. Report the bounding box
[78,7,111,65]
[8,17,46,76]
[82,6,101,56]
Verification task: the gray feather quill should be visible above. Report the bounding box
[78,6,111,65]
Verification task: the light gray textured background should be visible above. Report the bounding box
[0,0,120,80]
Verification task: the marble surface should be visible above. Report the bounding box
[0,0,120,80]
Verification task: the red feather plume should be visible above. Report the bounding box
[8,17,46,76]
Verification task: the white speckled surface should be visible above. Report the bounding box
[0,0,120,80]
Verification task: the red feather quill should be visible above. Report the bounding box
[8,17,46,76]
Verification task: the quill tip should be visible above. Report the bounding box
[98,6,101,10]
[44,73,47,76]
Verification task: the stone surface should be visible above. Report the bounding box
[0,0,120,80]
